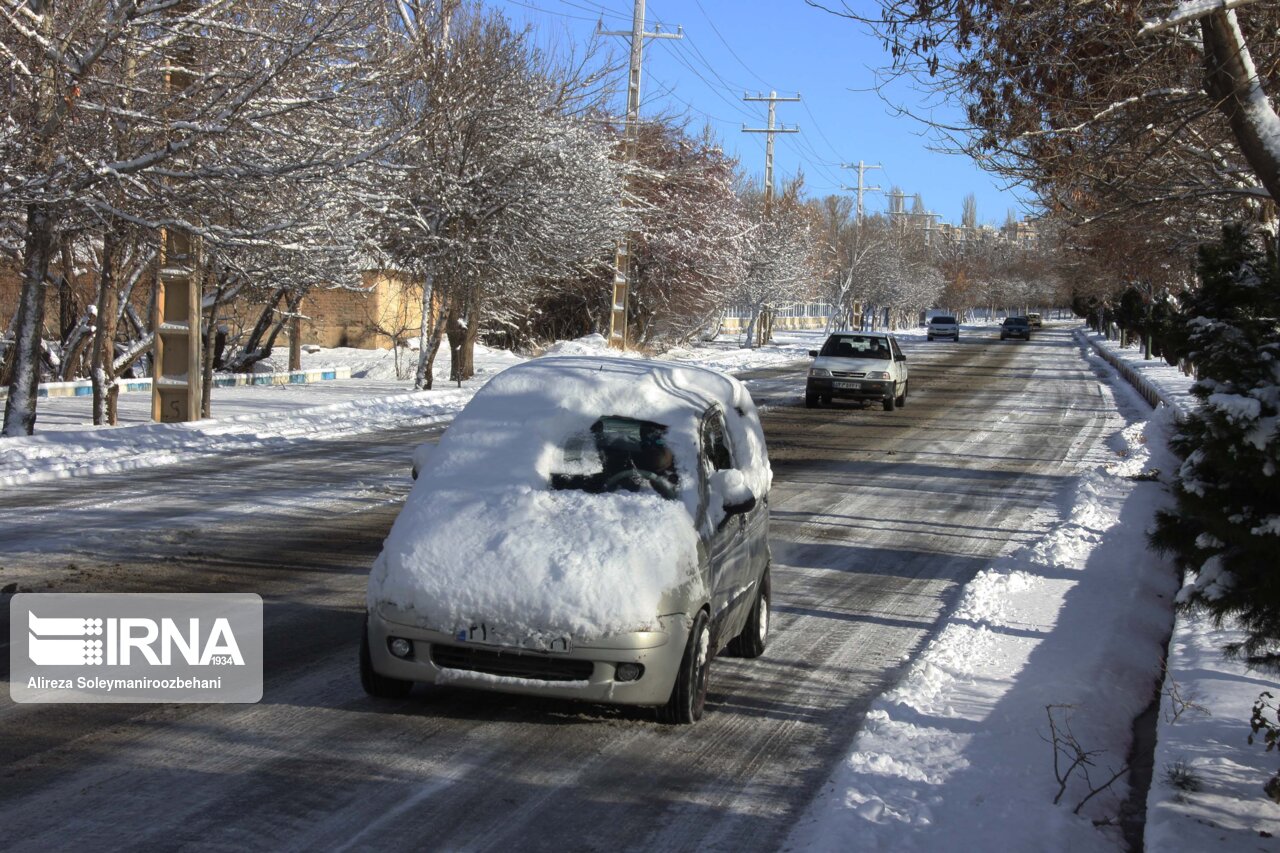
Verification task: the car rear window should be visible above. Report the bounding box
[931,316,956,324]
[819,335,892,360]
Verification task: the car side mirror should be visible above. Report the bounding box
[410,443,433,480]
[896,353,907,362]
[808,350,819,358]
[709,469,757,520]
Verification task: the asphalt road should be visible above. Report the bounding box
[0,326,1123,851]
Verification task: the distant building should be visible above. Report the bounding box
[301,270,422,350]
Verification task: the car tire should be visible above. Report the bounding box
[805,392,819,408]
[896,381,907,408]
[927,335,933,341]
[883,393,895,412]
[657,609,711,725]
[360,616,413,699]
[821,395,832,405]
[727,570,769,659]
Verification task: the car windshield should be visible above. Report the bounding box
[1005,318,1028,326]
[931,316,956,324]
[550,416,680,500]
[819,334,892,360]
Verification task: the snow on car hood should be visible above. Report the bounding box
[369,485,701,637]
[367,356,770,638]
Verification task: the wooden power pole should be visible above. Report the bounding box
[602,1,681,350]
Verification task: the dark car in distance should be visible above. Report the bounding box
[1000,316,1032,340]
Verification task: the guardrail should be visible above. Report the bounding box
[1,366,353,401]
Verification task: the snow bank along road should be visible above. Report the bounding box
[0,327,1124,851]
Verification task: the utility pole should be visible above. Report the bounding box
[742,91,800,216]
[840,161,881,227]
[152,0,202,423]
[885,188,911,229]
[601,1,682,350]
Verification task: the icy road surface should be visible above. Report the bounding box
[0,327,1122,851]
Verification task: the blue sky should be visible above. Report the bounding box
[488,0,1034,227]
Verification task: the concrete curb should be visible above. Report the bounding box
[1079,331,1189,419]
[2,366,354,401]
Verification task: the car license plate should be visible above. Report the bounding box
[833,380,861,390]
[456,624,571,653]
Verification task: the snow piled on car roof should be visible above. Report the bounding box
[368,356,771,638]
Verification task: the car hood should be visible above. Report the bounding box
[811,355,893,373]
[368,485,704,638]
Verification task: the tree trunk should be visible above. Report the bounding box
[1202,10,1280,205]
[414,269,439,390]
[58,236,76,342]
[457,288,481,382]
[91,229,122,425]
[446,289,468,384]
[289,315,301,371]
[422,296,451,391]
[201,274,228,419]
[3,203,59,437]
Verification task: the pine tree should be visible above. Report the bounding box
[1151,225,1280,666]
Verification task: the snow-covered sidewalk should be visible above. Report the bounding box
[786,329,1280,850]
[0,331,826,488]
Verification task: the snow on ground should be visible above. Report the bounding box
[1078,334,1280,852]
[0,343,522,487]
[787,381,1182,851]
[1,330,821,488]
[787,327,1280,851]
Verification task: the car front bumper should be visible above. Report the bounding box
[806,377,893,401]
[366,607,692,706]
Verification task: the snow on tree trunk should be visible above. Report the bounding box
[1201,10,1280,204]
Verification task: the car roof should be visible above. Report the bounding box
[479,356,740,415]
[828,329,892,338]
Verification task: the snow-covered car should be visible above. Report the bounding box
[805,331,908,411]
[362,357,773,724]
[1000,317,1032,340]
[926,314,960,341]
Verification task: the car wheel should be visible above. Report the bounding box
[805,392,819,408]
[896,381,907,407]
[883,393,895,412]
[360,616,413,699]
[727,570,769,659]
[821,395,832,405]
[657,609,711,725]
[927,335,933,341]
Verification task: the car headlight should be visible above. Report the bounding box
[867,371,890,380]
[808,368,831,378]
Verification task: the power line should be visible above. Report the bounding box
[688,0,773,90]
